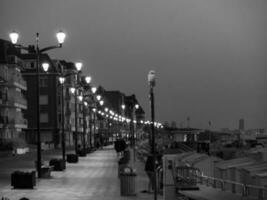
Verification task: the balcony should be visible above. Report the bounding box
[7,55,24,68]
[8,71,27,90]
[9,117,28,129]
[8,93,27,109]
[0,65,8,83]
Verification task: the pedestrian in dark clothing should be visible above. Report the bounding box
[120,139,126,152]
[114,140,120,156]
[145,154,156,193]
[100,137,104,149]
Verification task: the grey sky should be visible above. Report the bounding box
[1,0,266,130]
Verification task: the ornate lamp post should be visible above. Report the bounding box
[69,62,83,155]
[88,87,97,148]
[9,30,66,178]
[81,76,91,152]
[148,70,157,200]
[59,76,66,162]
[70,70,91,155]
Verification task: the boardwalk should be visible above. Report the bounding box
[0,146,161,200]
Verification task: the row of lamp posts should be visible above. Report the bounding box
[9,32,158,200]
[9,31,66,178]
[9,31,100,177]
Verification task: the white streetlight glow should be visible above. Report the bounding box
[100,100,104,106]
[42,63,49,72]
[56,31,66,44]
[75,62,83,71]
[84,102,88,106]
[135,104,139,109]
[85,76,91,84]
[91,87,97,94]
[105,108,108,112]
[9,31,19,44]
[70,87,75,94]
[59,77,65,84]
[96,95,101,101]
[121,104,125,110]
[78,95,83,101]
[148,70,156,87]
[92,108,97,112]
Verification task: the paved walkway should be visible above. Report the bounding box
[0,146,162,200]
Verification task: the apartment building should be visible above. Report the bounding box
[0,39,27,143]
[21,53,59,148]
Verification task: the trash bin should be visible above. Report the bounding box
[120,167,136,196]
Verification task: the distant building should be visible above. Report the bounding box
[21,53,60,148]
[97,88,145,142]
[0,39,28,142]
[239,118,245,130]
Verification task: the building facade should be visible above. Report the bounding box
[21,53,59,149]
[0,40,28,145]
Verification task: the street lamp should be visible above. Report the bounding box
[58,76,66,163]
[42,63,49,72]
[73,62,83,155]
[133,103,139,161]
[96,95,101,101]
[148,70,157,200]
[91,87,97,94]
[9,30,66,178]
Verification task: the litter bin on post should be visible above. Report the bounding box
[120,167,137,196]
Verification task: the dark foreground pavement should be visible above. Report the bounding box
[0,146,162,200]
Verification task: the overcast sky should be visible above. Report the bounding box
[1,0,266,130]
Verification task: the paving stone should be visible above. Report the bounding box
[0,146,162,200]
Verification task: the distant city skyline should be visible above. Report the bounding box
[0,0,266,130]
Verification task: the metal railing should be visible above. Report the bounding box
[194,174,267,200]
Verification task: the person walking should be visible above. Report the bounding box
[144,154,156,193]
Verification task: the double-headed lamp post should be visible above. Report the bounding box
[9,30,66,178]
[69,62,83,154]
[148,70,157,200]
[81,76,92,152]
[69,66,91,155]
[59,77,66,162]
[133,103,139,162]
[89,87,97,148]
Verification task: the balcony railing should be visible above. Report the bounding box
[8,73,27,90]
[0,66,8,83]
[7,55,24,68]
[8,94,27,109]
[9,118,28,128]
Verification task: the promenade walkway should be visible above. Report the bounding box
[0,146,162,200]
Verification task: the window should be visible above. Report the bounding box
[58,114,61,124]
[39,95,48,105]
[40,113,48,123]
[57,95,61,105]
[40,77,48,87]
[30,62,35,68]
